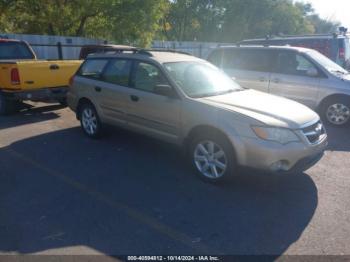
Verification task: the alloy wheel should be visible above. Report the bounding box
[194,140,227,179]
[81,107,98,135]
[326,103,350,125]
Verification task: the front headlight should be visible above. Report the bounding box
[251,126,300,144]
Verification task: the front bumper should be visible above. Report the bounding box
[229,134,328,173]
[286,152,324,173]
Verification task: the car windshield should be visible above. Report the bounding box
[164,61,243,98]
[307,49,349,75]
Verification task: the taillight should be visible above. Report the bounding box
[339,47,345,59]
[69,76,74,86]
[11,68,20,85]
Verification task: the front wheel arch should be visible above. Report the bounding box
[317,94,350,112]
[185,125,236,156]
[318,94,350,126]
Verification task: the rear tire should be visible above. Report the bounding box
[320,96,350,127]
[79,102,102,138]
[0,92,16,115]
[189,132,236,183]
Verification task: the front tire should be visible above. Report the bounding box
[189,133,236,183]
[321,97,350,127]
[79,103,102,138]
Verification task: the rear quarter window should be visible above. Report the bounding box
[78,59,109,79]
[102,59,132,86]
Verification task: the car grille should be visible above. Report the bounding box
[302,121,326,144]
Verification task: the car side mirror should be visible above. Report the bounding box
[154,84,175,97]
[306,68,318,77]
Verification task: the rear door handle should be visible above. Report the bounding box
[130,95,139,102]
[50,64,60,70]
[259,77,267,82]
[272,78,280,83]
[95,86,102,92]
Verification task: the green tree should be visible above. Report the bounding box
[0,0,341,45]
[95,0,169,46]
[307,15,340,33]
[0,0,168,47]
[161,0,225,41]
[160,0,340,43]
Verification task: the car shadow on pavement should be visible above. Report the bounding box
[0,126,318,256]
[0,103,63,130]
[324,125,350,152]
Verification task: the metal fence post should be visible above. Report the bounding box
[57,42,63,60]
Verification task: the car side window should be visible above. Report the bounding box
[222,49,240,69]
[102,59,132,87]
[277,51,317,77]
[132,62,169,94]
[223,49,273,72]
[207,49,223,67]
[78,59,108,79]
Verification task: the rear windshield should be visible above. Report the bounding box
[0,41,35,59]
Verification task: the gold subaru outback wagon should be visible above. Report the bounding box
[67,49,327,182]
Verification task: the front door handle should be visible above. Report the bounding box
[272,78,280,83]
[259,77,266,82]
[50,64,60,70]
[130,95,139,102]
[95,86,102,92]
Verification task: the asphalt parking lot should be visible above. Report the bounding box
[0,102,349,257]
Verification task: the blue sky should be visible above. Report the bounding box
[300,0,350,27]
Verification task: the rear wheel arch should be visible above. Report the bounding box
[76,97,94,120]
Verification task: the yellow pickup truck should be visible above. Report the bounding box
[0,39,82,115]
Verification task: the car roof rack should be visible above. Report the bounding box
[240,32,347,42]
[217,44,239,48]
[89,47,192,58]
[228,42,270,47]
[137,48,191,56]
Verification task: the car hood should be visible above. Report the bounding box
[198,89,319,129]
[336,73,350,83]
